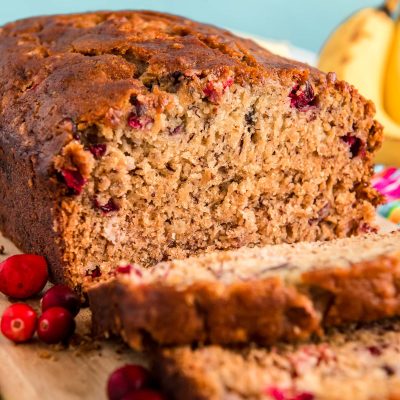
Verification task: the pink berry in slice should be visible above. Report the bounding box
[223,77,234,89]
[0,254,48,299]
[289,81,317,111]
[127,97,153,130]
[85,266,102,278]
[1,303,37,343]
[267,387,285,400]
[341,133,365,158]
[168,124,184,136]
[367,346,382,356]
[93,197,120,214]
[88,143,107,159]
[115,264,144,278]
[266,387,314,400]
[121,390,166,400]
[41,285,81,316]
[203,78,233,103]
[203,82,220,103]
[116,264,133,274]
[127,114,154,130]
[294,394,315,400]
[107,364,151,400]
[360,223,378,234]
[37,307,75,344]
[61,168,86,195]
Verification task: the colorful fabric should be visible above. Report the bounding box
[373,165,400,225]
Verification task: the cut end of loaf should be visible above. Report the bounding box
[55,70,382,291]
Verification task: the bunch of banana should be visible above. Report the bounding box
[318,0,400,166]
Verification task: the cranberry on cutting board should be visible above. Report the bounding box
[1,303,37,343]
[41,285,81,316]
[107,364,152,400]
[37,307,75,344]
[0,254,48,299]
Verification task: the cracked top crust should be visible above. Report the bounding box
[0,10,317,170]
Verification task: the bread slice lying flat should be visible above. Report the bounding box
[89,231,400,349]
[154,318,400,400]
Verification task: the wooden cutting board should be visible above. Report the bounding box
[0,235,146,400]
[0,216,398,400]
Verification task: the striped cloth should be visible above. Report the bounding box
[373,165,400,225]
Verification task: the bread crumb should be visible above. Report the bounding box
[70,333,103,355]
[37,349,58,361]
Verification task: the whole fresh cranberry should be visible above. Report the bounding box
[0,254,48,299]
[37,307,75,344]
[107,364,151,400]
[121,390,166,400]
[1,303,37,343]
[41,285,81,316]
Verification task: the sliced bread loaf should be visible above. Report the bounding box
[154,318,400,400]
[89,230,400,349]
[0,11,382,292]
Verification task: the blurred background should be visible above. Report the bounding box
[0,0,383,53]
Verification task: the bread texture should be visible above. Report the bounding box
[154,318,400,400]
[0,11,382,291]
[88,231,400,349]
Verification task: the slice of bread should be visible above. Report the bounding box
[89,230,400,349]
[154,318,400,400]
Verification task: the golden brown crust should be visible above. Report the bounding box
[90,278,319,349]
[0,9,315,150]
[89,251,400,349]
[303,253,400,325]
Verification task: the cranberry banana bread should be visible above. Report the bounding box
[89,231,400,349]
[0,11,382,291]
[154,318,400,400]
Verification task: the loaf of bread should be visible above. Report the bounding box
[0,11,382,291]
[154,318,400,400]
[89,231,400,349]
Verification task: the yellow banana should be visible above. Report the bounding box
[318,6,400,166]
[384,16,400,125]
